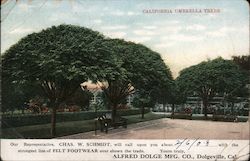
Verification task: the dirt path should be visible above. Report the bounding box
[58,118,249,139]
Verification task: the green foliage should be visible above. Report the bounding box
[1,24,173,135]
[232,55,250,91]
[167,81,186,105]
[1,112,159,139]
[1,24,123,136]
[232,55,250,71]
[66,88,93,110]
[2,24,121,104]
[101,39,173,113]
[177,57,247,97]
[176,57,248,117]
[105,39,173,90]
[132,92,155,109]
[2,109,148,128]
[1,80,44,112]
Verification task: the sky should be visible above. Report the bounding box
[1,0,249,77]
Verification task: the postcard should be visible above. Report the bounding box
[1,0,249,161]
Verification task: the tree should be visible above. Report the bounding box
[100,80,134,121]
[66,87,93,111]
[99,39,173,120]
[152,79,176,113]
[232,55,250,87]
[231,55,250,114]
[176,57,247,119]
[1,76,44,114]
[232,55,250,72]
[2,24,121,137]
[132,91,155,119]
[167,81,186,116]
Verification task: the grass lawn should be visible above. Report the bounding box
[1,112,166,139]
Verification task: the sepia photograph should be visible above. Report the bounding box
[1,0,249,160]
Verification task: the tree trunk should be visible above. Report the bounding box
[171,104,175,119]
[51,104,57,138]
[141,106,145,119]
[231,102,234,115]
[203,99,208,119]
[163,103,166,113]
[112,103,117,123]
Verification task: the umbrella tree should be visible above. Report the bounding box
[2,24,121,137]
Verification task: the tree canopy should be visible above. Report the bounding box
[2,24,173,135]
[2,24,120,85]
[176,57,247,118]
[99,39,173,119]
[232,55,250,84]
[1,24,121,136]
[103,38,173,94]
[232,55,250,71]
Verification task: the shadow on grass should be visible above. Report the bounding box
[1,113,165,139]
[2,113,247,139]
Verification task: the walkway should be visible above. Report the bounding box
[58,118,249,139]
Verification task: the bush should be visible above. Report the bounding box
[171,113,192,120]
[2,109,149,128]
[212,115,237,122]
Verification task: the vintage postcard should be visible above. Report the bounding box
[1,0,249,161]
